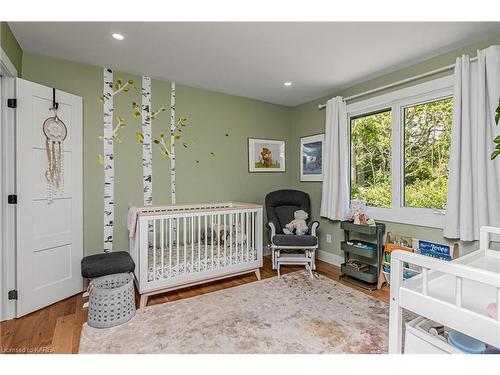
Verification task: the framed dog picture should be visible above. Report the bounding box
[248,138,285,172]
[300,134,324,181]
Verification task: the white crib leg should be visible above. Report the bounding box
[255,269,261,281]
[139,294,149,310]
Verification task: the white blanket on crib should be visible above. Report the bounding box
[128,207,139,238]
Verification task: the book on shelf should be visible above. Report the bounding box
[378,232,458,287]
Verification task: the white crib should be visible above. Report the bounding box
[130,202,264,308]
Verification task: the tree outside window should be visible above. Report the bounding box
[350,110,392,208]
[350,98,452,210]
[403,97,452,209]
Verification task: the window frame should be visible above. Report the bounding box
[347,75,454,228]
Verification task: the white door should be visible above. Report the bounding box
[16,78,83,317]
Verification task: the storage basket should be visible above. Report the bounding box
[88,272,136,328]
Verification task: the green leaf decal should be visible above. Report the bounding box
[136,132,144,143]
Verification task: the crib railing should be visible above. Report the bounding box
[130,202,263,295]
[389,245,500,353]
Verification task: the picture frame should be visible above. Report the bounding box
[248,138,286,172]
[300,133,324,181]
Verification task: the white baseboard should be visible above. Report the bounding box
[316,249,344,267]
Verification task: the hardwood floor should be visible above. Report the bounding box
[0,256,389,354]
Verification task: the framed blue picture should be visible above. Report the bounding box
[300,134,324,181]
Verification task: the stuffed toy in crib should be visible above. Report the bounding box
[202,224,246,246]
[283,210,309,235]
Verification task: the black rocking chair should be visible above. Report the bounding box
[265,189,320,278]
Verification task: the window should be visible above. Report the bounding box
[403,98,452,209]
[351,110,392,208]
[347,76,453,228]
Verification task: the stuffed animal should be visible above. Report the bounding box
[283,210,309,235]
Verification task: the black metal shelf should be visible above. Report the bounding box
[340,221,379,235]
[340,221,385,291]
[340,240,376,258]
[340,262,379,284]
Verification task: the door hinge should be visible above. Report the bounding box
[7,98,17,108]
[8,290,18,300]
[8,194,17,204]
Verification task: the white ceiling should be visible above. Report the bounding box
[9,22,500,106]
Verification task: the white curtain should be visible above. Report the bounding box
[320,96,350,220]
[444,46,500,241]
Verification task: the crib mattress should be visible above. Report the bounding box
[147,244,257,281]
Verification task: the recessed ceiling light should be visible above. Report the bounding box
[284,82,292,87]
[112,33,124,40]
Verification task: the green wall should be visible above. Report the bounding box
[288,33,500,258]
[22,53,292,255]
[0,22,22,75]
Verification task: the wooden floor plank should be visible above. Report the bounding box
[52,315,75,354]
[0,256,389,354]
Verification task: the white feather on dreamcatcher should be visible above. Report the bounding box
[42,105,67,204]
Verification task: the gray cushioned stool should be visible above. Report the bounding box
[81,251,135,279]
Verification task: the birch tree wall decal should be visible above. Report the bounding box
[151,81,221,205]
[152,82,195,205]
[134,77,167,206]
[141,76,153,205]
[98,68,134,252]
[170,82,177,204]
[102,68,114,252]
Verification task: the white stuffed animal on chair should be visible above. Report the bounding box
[283,210,309,235]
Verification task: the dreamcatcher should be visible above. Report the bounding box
[42,89,67,204]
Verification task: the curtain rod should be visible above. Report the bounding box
[317,56,478,110]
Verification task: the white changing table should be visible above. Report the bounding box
[388,226,500,353]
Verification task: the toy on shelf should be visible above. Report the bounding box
[347,199,366,225]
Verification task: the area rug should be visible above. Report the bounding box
[79,271,389,353]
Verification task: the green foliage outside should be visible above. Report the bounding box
[351,98,452,210]
[351,110,392,208]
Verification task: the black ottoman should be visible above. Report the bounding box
[81,251,135,279]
